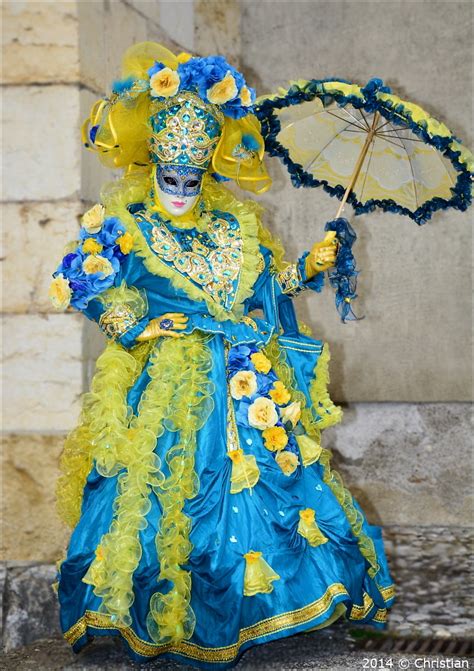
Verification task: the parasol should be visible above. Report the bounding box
[255,78,473,320]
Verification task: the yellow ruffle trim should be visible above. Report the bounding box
[243,551,280,596]
[309,343,343,429]
[297,508,328,547]
[147,333,214,645]
[228,448,260,493]
[81,333,214,643]
[56,339,152,528]
[101,170,265,324]
[295,434,322,467]
[263,336,380,581]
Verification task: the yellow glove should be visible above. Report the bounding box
[305,231,338,279]
[136,313,188,342]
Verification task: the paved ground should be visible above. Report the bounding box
[1,628,472,671]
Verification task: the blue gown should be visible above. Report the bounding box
[56,201,395,669]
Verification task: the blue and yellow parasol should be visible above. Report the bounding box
[255,78,473,320]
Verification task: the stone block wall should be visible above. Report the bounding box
[1,0,186,564]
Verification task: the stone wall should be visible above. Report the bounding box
[1,0,187,563]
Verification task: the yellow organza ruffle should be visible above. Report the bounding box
[243,551,280,596]
[228,448,260,493]
[297,508,328,547]
[296,433,322,467]
[146,333,214,645]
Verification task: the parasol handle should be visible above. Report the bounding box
[335,111,380,219]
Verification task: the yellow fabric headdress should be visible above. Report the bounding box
[82,41,272,194]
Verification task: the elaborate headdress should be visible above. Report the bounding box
[82,42,271,193]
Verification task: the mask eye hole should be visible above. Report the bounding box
[185,179,200,188]
[163,176,178,186]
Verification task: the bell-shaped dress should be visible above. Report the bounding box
[56,199,395,670]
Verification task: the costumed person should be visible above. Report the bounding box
[49,43,395,669]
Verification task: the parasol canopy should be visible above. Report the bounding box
[255,78,473,224]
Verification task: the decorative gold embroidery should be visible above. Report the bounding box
[97,282,148,340]
[149,91,224,168]
[64,582,391,661]
[241,315,258,331]
[138,210,244,309]
[64,582,352,661]
[256,252,265,273]
[99,304,139,339]
[276,263,303,296]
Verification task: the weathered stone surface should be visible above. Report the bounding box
[195,0,240,65]
[325,403,473,526]
[1,1,79,85]
[2,313,84,432]
[4,636,464,671]
[1,200,83,313]
[3,86,81,201]
[383,525,474,639]
[2,563,60,652]
[240,0,472,403]
[159,0,195,54]
[124,0,161,25]
[1,434,69,563]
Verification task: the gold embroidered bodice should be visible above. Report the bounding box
[134,209,244,310]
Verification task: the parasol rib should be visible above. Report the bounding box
[335,112,380,218]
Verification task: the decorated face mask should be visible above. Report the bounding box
[154,164,203,216]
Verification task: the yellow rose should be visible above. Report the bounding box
[280,401,301,427]
[82,254,114,276]
[116,231,134,254]
[240,86,253,107]
[48,274,71,310]
[207,71,238,105]
[150,67,180,98]
[248,396,278,430]
[177,52,192,64]
[82,203,105,234]
[262,426,288,452]
[250,351,272,374]
[275,450,299,476]
[82,237,103,255]
[230,370,257,400]
[269,381,291,405]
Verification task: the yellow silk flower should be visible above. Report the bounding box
[280,401,301,427]
[49,274,71,310]
[250,352,272,374]
[82,254,114,276]
[262,426,288,452]
[275,450,299,476]
[230,370,257,400]
[150,67,180,98]
[82,238,103,255]
[269,381,291,405]
[240,86,253,107]
[116,231,134,254]
[248,397,278,430]
[82,203,105,234]
[207,71,238,105]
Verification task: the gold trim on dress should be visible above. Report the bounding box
[64,582,393,662]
